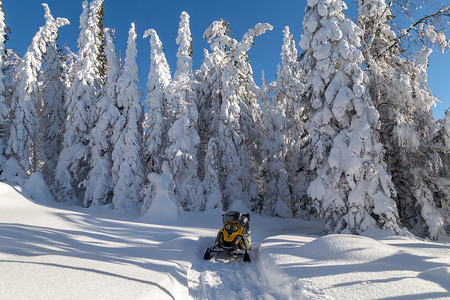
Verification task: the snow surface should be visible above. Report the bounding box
[1,179,449,299]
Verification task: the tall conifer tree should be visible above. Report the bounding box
[203,20,272,210]
[260,71,291,217]
[142,29,171,175]
[357,0,448,238]
[300,0,400,233]
[83,29,121,207]
[166,11,204,211]
[54,0,102,203]
[112,23,144,210]
[268,26,308,216]
[0,0,8,172]
[141,28,172,215]
[7,4,69,175]
[38,28,67,188]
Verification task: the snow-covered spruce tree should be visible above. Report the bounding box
[410,48,449,239]
[6,4,69,176]
[196,44,228,210]
[260,71,291,217]
[142,29,171,175]
[141,28,172,215]
[357,0,448,239]
[83,29,121,207]
[166,11,204,211]
[255,71,270,212]
[111,23,144,210]
[300,0,400,234]
[203,20,272,210]
[196,29,228,186]
[54,0,102,203]
[62,47,78,95]
[1,49,21,176]
[202,137,222,210]
[37,27,67,188]
[228,24,273,211]
[443,111,450,153]
[196,21,242,209]
[0,0,7,173]
[95,0,106,82]
[300,0,348,230]
[87,0,106,112]
[271,26,310,217]
[437,111,450,222]
[3,50,21,103]
[197,21,237,209]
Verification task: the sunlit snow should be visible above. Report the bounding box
[1,178,449,299]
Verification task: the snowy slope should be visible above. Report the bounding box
[1,180,449,299]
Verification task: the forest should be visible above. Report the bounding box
[0,0,449,240]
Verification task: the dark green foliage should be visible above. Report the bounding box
[1,4,10,43]
[96,1,106,83]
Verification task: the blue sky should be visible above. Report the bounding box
[3,0,449,118]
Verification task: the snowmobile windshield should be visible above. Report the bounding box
[222,211,249,226]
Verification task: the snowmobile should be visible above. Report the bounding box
[204,211,252,262]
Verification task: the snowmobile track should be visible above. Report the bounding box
[188,242,264,299]
[187,237,304,299]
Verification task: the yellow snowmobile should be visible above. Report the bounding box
[204,211,252,262]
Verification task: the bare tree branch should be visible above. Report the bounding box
[376,6,450,60]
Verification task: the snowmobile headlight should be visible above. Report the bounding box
[233,226,238,232]
[225,224,231,231]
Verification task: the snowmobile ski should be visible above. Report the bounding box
[204,247,212,260]
[243,251,251,262]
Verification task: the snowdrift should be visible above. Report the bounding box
[1,180,449,299]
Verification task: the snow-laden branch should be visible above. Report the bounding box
[203,19,235,52]
[143,28,155,39]
[43,3,70,28]
[203,20,228,43]
[236,23,273,55]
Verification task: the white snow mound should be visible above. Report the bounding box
[22,172,54,205]
[298,234,398,262]
[418,266,450,290]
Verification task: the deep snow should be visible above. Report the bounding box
[0,178,449,300]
